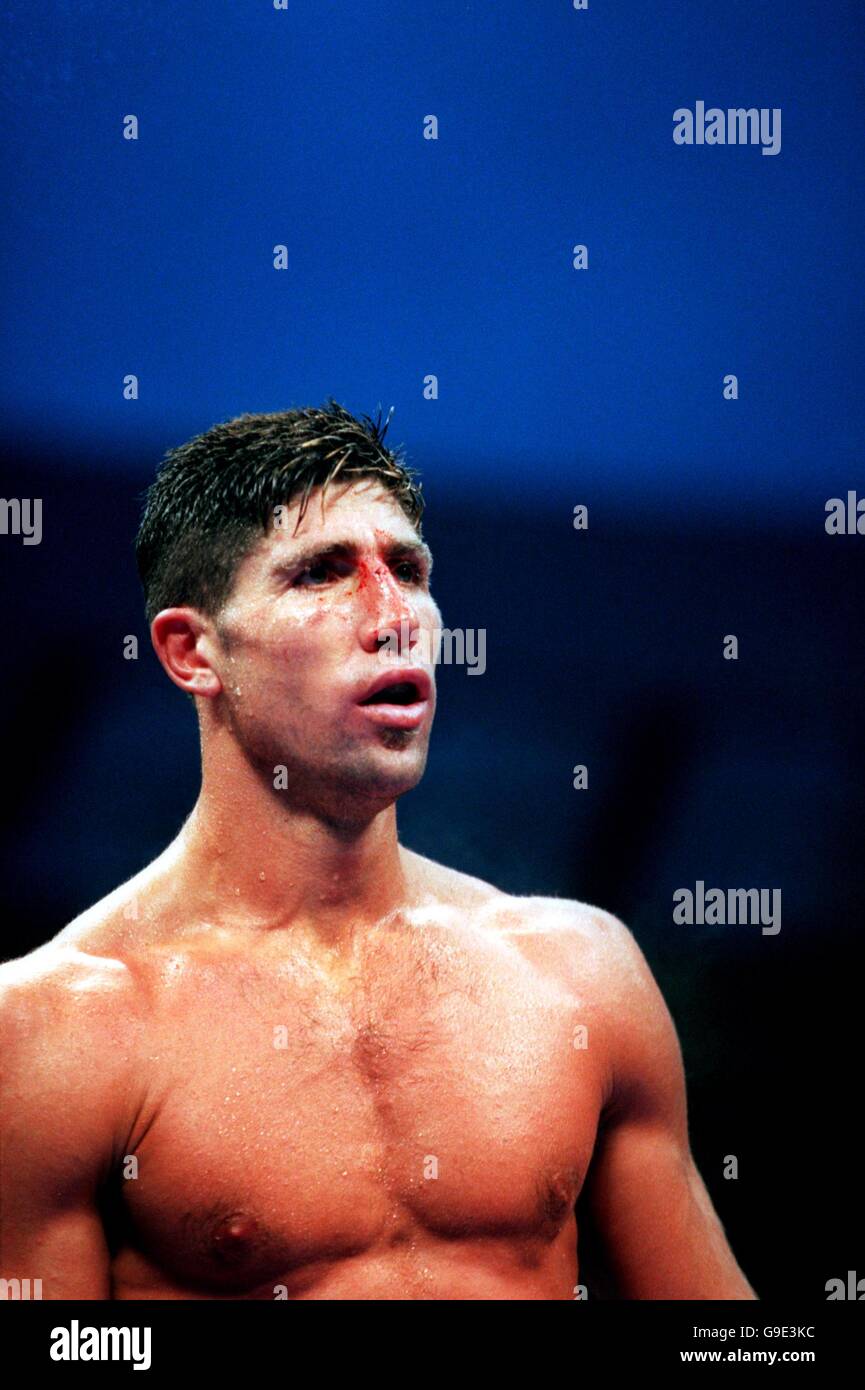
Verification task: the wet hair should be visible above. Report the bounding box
[135,399,424,623]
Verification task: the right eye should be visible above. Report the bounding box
[294,561,335,587]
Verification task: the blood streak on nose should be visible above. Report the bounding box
[357,557,385,593]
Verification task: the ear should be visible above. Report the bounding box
[150,608,223,698]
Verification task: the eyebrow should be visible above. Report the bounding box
[272,537,433,577]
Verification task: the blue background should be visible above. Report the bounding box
[3,0,863,514]
[2,0,863,1300]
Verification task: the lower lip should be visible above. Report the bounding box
[356,699,430,730]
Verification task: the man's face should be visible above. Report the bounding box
[208,479,442,816]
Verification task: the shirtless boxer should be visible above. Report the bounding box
[0,402,756,1300]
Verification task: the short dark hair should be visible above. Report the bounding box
[135,399,424,623]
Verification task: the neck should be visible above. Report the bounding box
[174,728,411,947]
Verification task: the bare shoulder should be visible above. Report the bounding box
[0,934,153,1191]
[3,863,158,993]
[0,941,151,1220]
[401,846,511,912]
[405,850,615,946]
[494,894,657,984]
[1,836,184,1020]
[0,902,151,1087]
[403,851,662,987]
[403,852,654,990]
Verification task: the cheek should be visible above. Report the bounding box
[423,598,443,630]
[246,604,330,654]
[239,608,349,687]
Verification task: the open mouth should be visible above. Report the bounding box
[359,680,423,706]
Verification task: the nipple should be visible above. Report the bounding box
[211,1211,259,1263]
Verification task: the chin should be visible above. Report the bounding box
[351,743,429,800]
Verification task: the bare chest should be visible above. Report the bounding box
[113,933,605,1294]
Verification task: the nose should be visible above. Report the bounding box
[358,562,421,656]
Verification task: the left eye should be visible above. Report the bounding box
[395,561,422,582]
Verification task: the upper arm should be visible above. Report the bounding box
[576,912,757,1300]
[0,951,142,1300]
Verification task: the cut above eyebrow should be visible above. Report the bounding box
[274,538,433,575]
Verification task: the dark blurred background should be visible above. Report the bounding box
[2,0,863,1300]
